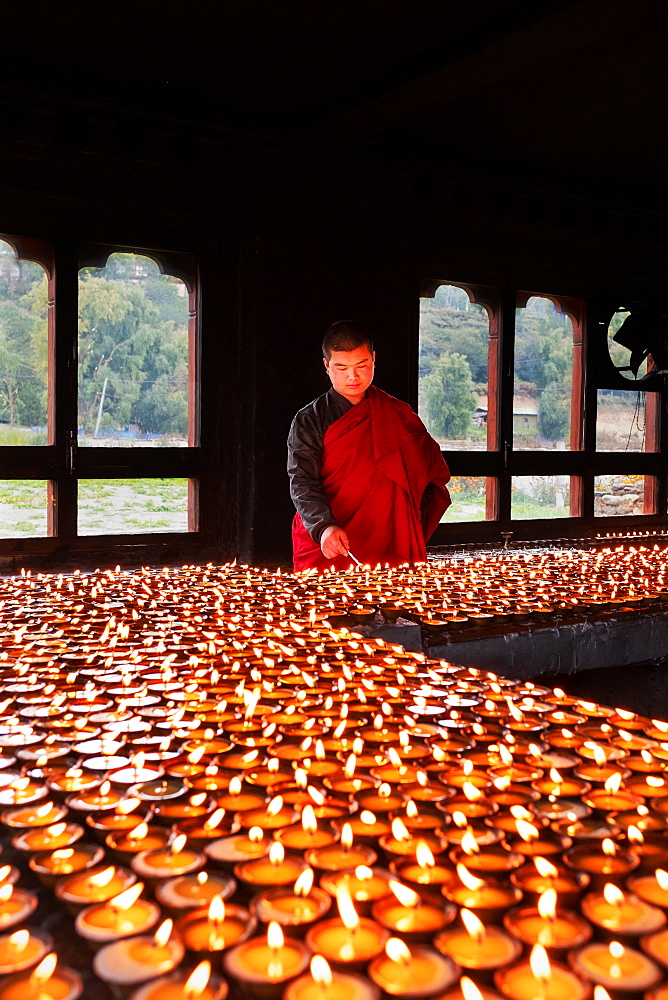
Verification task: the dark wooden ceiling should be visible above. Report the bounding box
[1,0,666,209]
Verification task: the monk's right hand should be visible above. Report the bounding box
[320,525,350,560]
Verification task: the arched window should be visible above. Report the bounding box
[0,238,50,444]
[78,252,191,447]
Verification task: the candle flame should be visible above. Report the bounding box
[267,921,284,949]
[601,838,616,857]
[310,955,333,986]
[592,744,608,767]
[184,960,211,997]
[593,988,612,1000]
[537,889,557,920]
[228,777,242,795]
[248,826,263,843]
[154,918,173,947]
[516,819,539,842]
[116,797,141,815]
[456,863,485,891]
[460,829,480,856]
[45,822,67,838]
[269,842,285,866]
[615,708,635,720]
[534,857,558,878]
[647,775,665,787]
[354,866,373,880]
[344,754,356,779]
[627,824,644,844]
[0,865,12,883]
[294,868,314,896]
[267,796,283,816]
[603,883,624,905]
[385,937,411,964]
[99,781,112,796]
[30,953,57,987]
[336,884,360,930]
[8,930,30,952]
[203,808,226,831]
[388,881,420,907]
[452,811,469,829]
[462,782,482,802]
[499,744,514,765]
[128,822,149,843]
[656,869,668,890]
[391,817,411,842]
[0,885,13,902]
[111,882,144,910]
[529,944,551,981]
[604,773,622,794]
[460,977,485,1000]
[460,907,485,944]
[171,833,187,855]
[208,895,226,923]
[416,842,435,868]
[301,805,318,834]
[608,940,625,977]
[89,866,116,887]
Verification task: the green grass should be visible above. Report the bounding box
[0,478,189,538]
[0,426,47,446]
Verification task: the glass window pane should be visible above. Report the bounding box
[596,389,657,451]
[0,241,48,444]
[511,476,571,519]
[514,296,574,451]
[78,479,189,535]
[419,285,489,450]
[441,477,489,522]
[595,475,649,516]
[0,481,48,537]
[78,253,190,447]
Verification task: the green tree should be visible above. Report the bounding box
[420,352,476,440]
[538,382,569,442]
[77,260,189,436]
[135,370,188,436]
[0,260,48,427]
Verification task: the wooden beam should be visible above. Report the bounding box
[305,0,641,144]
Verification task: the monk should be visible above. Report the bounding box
[288,321,451,571]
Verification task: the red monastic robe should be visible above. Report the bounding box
[292,385,450,571]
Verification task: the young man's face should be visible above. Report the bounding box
[323,346,375,404]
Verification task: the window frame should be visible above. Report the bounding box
[0,233,219,564]
[419,278,667,546]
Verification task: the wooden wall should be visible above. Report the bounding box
[0,94,666,568]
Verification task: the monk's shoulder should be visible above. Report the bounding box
[373,387,420,422]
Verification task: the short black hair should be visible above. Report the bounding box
[322,321,374,361]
